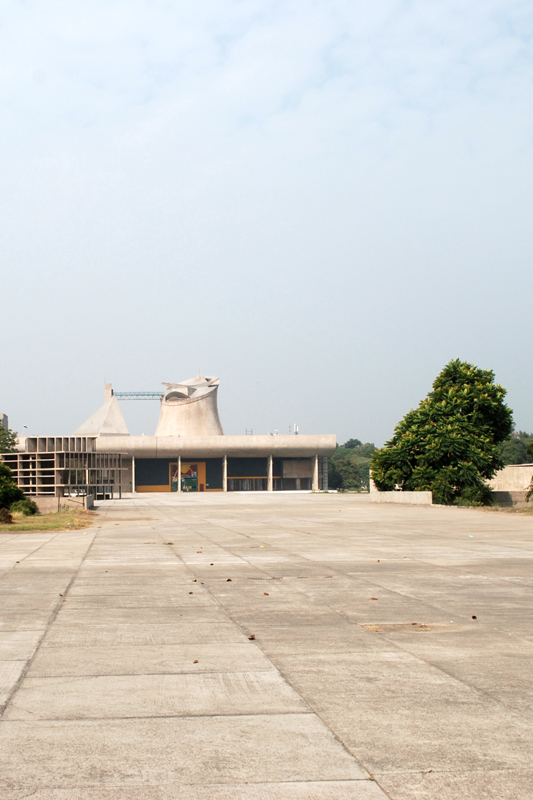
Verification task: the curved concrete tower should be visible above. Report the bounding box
[155,375,224,437]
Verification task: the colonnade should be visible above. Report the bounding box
[132,454,320,492]
[176,454,319,492]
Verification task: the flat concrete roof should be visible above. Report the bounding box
[94,432,337,457]
[1,494,533,798]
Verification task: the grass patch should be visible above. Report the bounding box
[0,508,95,532]
[482,505,533,514]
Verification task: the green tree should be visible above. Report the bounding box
[370,359,513,505]
[343,439,362,449]
[0,462,23,510]
[499,430,533,465]
[329,440,377,491]
[0,424,18,453]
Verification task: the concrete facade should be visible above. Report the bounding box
[83,377,335,494]
[3,377,335,497]
[1,438,123,500]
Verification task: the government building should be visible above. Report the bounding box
[3,376,335,499]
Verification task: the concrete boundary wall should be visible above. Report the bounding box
[370,491,433,505]
[488,464,533,492]
[492,491,530,508]
[34,495,94,514]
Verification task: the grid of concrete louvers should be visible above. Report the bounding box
[2,436,123,499]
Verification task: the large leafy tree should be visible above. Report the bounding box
[0,462,23,510]
[370,359,513,505]
[329,440,377,491]
[0,424,18,453]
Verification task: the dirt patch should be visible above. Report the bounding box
[361,622,470,634]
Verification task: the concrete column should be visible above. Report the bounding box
[312,454,319,492]
[267,454,273,492]
[132,456,136,493]
[177,456,181,492]
[223,455,227,492]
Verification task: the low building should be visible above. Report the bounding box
[2,436,124,500]
[3,376,335,497]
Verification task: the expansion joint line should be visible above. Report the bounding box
[140,500,386,792]
[0,507,108,718]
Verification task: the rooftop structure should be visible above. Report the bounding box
[155,375,223,437]
[74,384,129,436]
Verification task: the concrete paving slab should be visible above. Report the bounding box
[376,769,533,799]
[64,591,217,608]
[367,624,533,717]
[40,621,248,647]
[5,670,310,719]
[0,714,368,786]
[0,569,73,594]
[1,493,533,797]
[0,594,63,612]
[270,650,533,773]
[219,608,347,628]
[0,660,26,708]
[70,577,198,594]
[27,642,275,677]
[0,782,387,800]
[246,623,395,655]
[0,609,55,631]
[53,605,230,624]
[0,630,43,660]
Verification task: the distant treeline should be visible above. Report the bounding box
[499,430,533,465]
[328,439,376,491]
[329,430,533,492]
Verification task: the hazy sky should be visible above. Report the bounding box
[1,1,532,444]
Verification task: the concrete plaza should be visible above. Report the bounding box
[1,493,533,799]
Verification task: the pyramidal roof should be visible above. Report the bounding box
[75,395,129,436]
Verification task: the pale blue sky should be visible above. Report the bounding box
[1,1,532,443]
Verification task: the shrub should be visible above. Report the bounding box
[0,462,23,509]
[0,507,13,524]
[11,498,39,516]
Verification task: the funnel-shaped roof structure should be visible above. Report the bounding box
[75,395,130,436]
[155,375,223,437]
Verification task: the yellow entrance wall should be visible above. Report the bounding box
[136,485,171,493]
